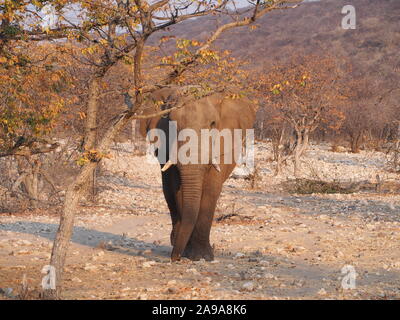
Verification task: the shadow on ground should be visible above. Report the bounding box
[1,219,399,299]
[226,187,400,222]
[0,221,171,260]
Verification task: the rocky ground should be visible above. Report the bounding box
[0,142,399,299]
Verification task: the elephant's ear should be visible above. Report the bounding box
[138,88,180,138]
[212,93,258,131]
[139,116,160,138]
[139,96,157,138]
[139,119,149,138]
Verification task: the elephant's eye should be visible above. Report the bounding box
[210,121,216,128]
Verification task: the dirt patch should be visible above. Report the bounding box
[1,143,399,300]
[1,190,399,300]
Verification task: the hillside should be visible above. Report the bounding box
[155,0,400,78]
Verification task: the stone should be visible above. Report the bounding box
[318,288,327,296]
[84,263,98,271]
[242,281,255,292]
[142,261,156,268]
[234,252,245,259]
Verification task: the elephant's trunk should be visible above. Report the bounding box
[171,164,203,261]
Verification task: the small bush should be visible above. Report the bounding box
[330,145,347,153]
[282,179,355,194]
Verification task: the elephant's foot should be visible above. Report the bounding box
[182,241,214,261]
[170,252,180,262]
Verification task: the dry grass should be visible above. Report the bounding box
[282,179,356,194]
[330,145,347,153]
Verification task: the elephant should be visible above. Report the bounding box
[139,87,257,262]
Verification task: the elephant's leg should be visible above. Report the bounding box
[182,190,219,261]
[161,166,181,246]
[183,164,234,261]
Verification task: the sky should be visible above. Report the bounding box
[39,0,321,30]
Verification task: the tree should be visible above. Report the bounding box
[340,74,399,153]
[256,54,346,176]
[0,1,90,202]
[0,39,76,203]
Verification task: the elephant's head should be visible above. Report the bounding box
[140,87,224,168]
[139,86,256,261]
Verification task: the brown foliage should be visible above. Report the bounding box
[254,54,347,175]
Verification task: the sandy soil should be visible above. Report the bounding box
[0,143,399,299]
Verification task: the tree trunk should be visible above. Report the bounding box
[82,76,101,200]
[298,129,309,158]
[292,127,310,178]
[83,77,100,150]
[43,111,134,299]
[293,130,303,178]
[350,130,362,153]
[293,150,300,178]
[391,122,400,172]
[16,157,42,206]
[273,126,286,175]
[131,119,136,144]
[132,119,141,153]
[275,155,283,176]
